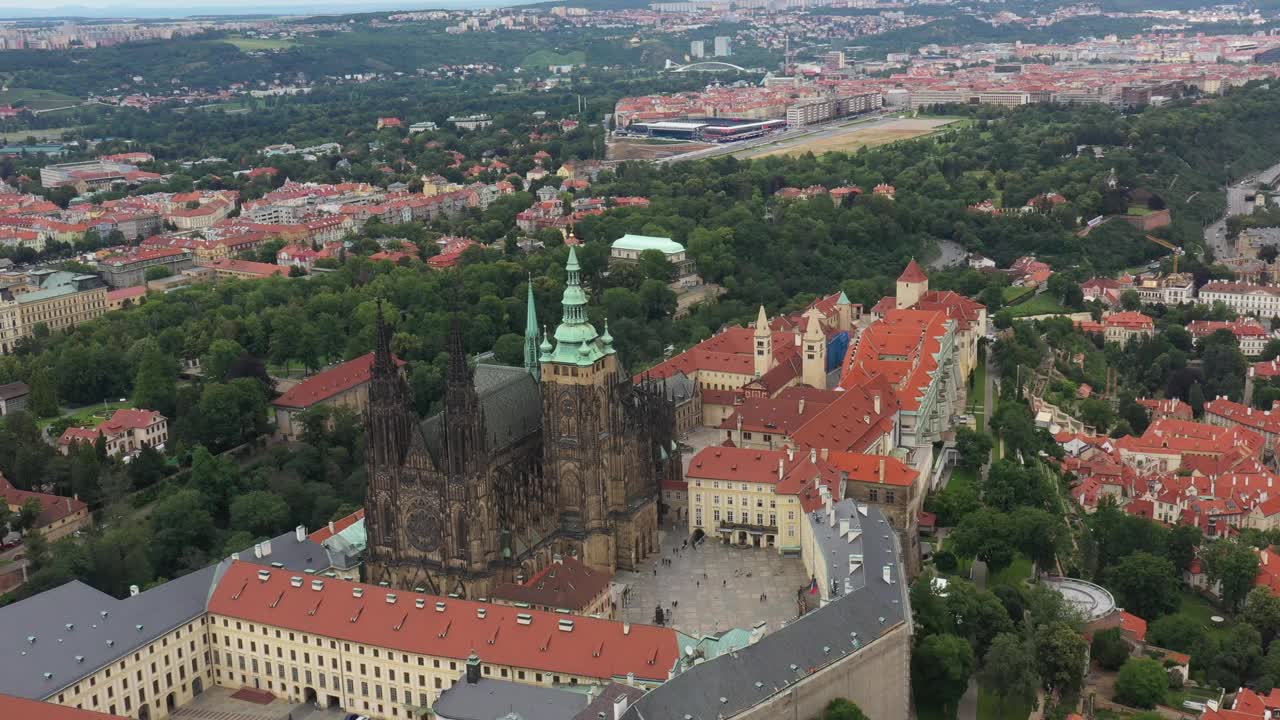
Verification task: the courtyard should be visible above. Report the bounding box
[614,515,810,639]
[170,686,346,720]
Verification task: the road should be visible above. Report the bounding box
[1203,160,1280,259]
[930,238,967,270]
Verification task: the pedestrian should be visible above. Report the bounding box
[654,568,657,576]
[723,579,726,587]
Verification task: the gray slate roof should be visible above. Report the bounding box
[432,677,586,720]
[0,562,225,699]
[625,502,908,720]
[0,527,333,700]
[423,363,542,457]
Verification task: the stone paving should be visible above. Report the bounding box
[172,686,314,720]
[615,517,810,639]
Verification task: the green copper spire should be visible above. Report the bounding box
[523,276,539,380]
[550,246,606,366]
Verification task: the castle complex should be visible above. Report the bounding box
[363,248,679,598]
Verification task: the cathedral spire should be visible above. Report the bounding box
[374,300,394,376]
[524,276,539,380]
[447,315,470,385]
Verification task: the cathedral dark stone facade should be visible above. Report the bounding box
[363,249,680,598]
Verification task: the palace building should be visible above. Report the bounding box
[363,248,680,599]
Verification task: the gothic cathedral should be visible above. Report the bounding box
[363,248,674,598]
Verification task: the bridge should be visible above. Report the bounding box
[664,59,748,73]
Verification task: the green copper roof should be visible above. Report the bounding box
[524,278,540,379]
[611,233,685,255]
[837,290,852,305]
[549,246,607,366]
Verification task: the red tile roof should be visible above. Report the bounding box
[0,474,87,528]
[0,695,127,719]
[208,561,678,682]
[490,556,613,612]
[309,508,365,543]
[202,258,286,277]
[826,451,917,487]
[106,286,146,303]
[272,353,404,410]
[898,258,927,283]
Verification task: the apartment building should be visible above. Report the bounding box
[98,248,193,289]
[1198,281,1280,317]
[272,353,404,440]
[0,271,108,354]
[1188,318,1272,357]
[489,555,615,618]
[0,473,91,542]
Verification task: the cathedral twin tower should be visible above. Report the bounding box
[363,248,674,598]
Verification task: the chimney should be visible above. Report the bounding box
[262,539,272,556]
[839,518,850,536]
[328,520,336,534]
[799,398,806,414]
[879,457,886,484]
[614,695,630,720]
[820,447,829,461]
[873,393,881,414]
[809,447,816,464]
[295,525,306,542]
[465,653,481,684]
[253,543,262,559]
[787,446,794,461]
[626,672,636,687]
[623,622,631,635]
[778,459,784,481]
[129,585,139,597]
[882,565,893,584]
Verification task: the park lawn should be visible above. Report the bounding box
[0,88,80,110]
[1173,589,1231,640]
[0,126,78,142]
[224,36,298,51]
[1002,285,1034,303]
[1007,294,1070,317]
[968,361,987,423]
[38,400,132,431]
[521,49,586,67]
[1166,686,1221,710]
[989,554,1033,589]
[977,685,1033,720]
[1126,205,1153,216]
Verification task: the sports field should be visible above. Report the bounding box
[224,36,297,51]
[741,117,956,159]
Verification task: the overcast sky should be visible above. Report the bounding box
[0,0,527,18]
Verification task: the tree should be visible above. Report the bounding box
[934,550,958,573]
[1200,330,1247,402]
[229,490,290,537]
[144,265,173,281]
[1106,551,1180,620]
[1147,614,1207,655]
[1091,627,1132,671]
[822,699,869,720]
[16,497,43,534]
[1035,621,1088,692]
[1120,290,1141,312]
[1188,381,1205,417]
[132,346,177,417]
[1166,524,1202,574]
[27,364,59,418]
[955,427,993,472]
[912,633,975,718]
[1244,586,1280,648]
[149,488,216,576]
[1205,540,1262,612]
[982,633,1040,715]
[200,339,245,384]
[1115,658,1168,708]
[945,581,1014,657]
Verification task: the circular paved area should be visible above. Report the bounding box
[1041,576,1116,621]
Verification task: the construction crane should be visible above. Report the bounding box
[1146,234,1185,273]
